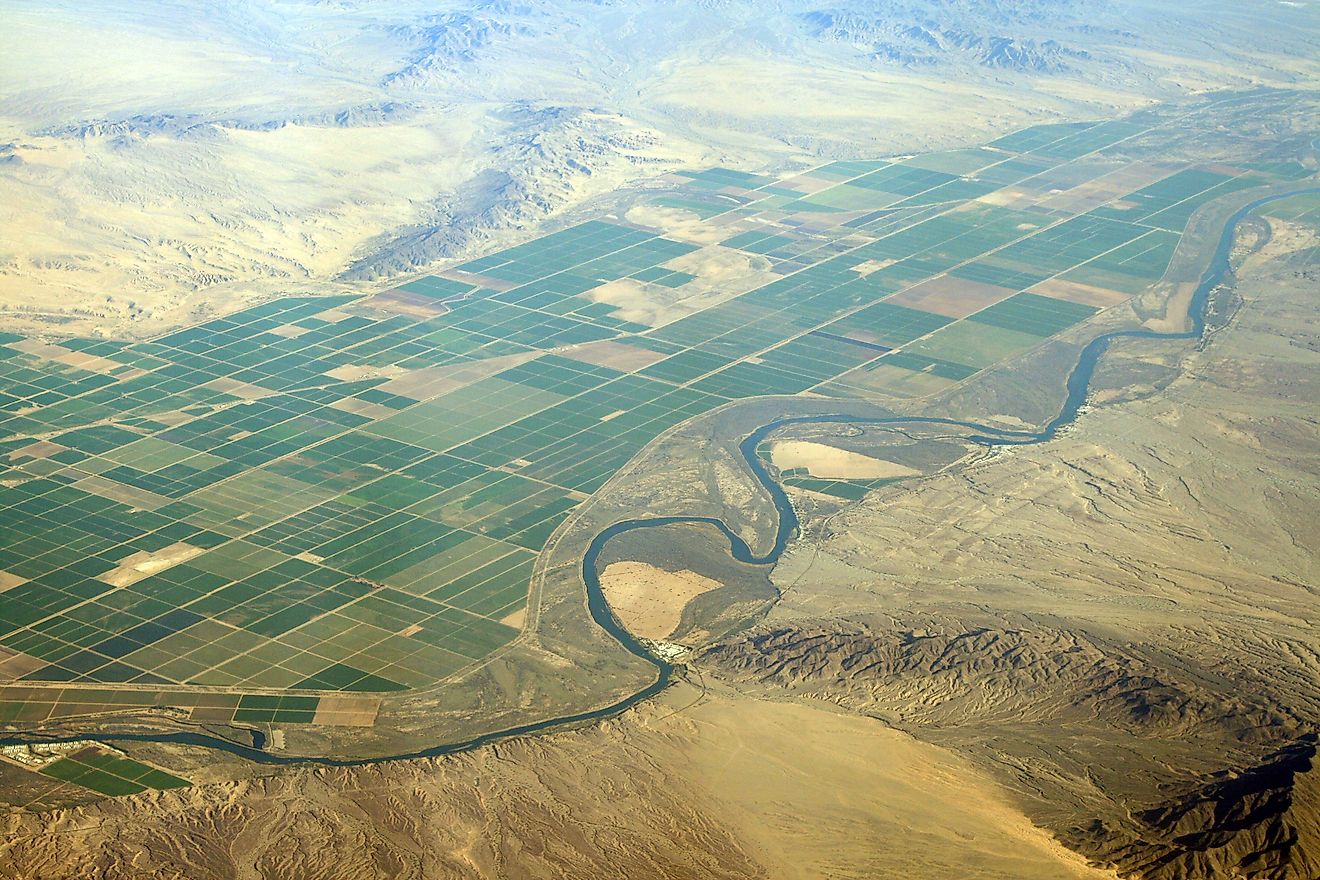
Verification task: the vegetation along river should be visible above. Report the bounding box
[1,186,1313,768]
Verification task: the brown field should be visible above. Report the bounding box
[830,363,960,398]
[8,339,124,374]
[8,440,64,461]
[770,172,839,194]
[98,543,206,588]
[70,474,171,512]
[323,364,410,383]
[770,440,919,479]
[0,652,46,680]
[1142,281,1199,333]
[199,377,273,400]
[376,352,537,399]
[328,397,399,420]
[687,696,1117,880]
[364,288,451,318]
[498,606,528,630]
[624,204,736,245]
[600,561,723,641]
[976,186,1050,208]
[887,275,1017,317]
[439,270,519,292]
[312,695,382,727]
[1031,277,1133,308]
[1036,162,1178,213]
[585,279,665,326]
[268,324,309,339]
[562,339,670,371]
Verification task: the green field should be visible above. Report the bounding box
[0,112,1303,723]
[39,745,189,797]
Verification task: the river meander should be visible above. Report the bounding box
[1,187,1313,769]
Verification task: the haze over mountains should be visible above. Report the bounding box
[2,0,1317,336]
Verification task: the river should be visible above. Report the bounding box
[1,187,1313,769]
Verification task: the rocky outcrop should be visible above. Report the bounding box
[0,718,764,880]
[700,618,1318,878]
[1069,736,1320,880]
[799,5,1096,73]
[698,617,1303,740]
[343,104,682,281]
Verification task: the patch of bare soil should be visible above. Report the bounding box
[599,561,722,640]
[770,440,918,480]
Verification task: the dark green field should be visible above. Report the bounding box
[37,745,190,797]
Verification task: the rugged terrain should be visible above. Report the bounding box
[0,687,1111,880]
[697,199,1320,877]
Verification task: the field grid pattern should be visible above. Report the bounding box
[0,115,1303,726]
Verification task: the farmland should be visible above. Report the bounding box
[0,108,1307,747]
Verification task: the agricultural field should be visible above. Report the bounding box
[0,740,191,805]
[35,745,190,798]
[0,113,1305,740]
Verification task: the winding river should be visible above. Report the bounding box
[0,187,1313,769]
